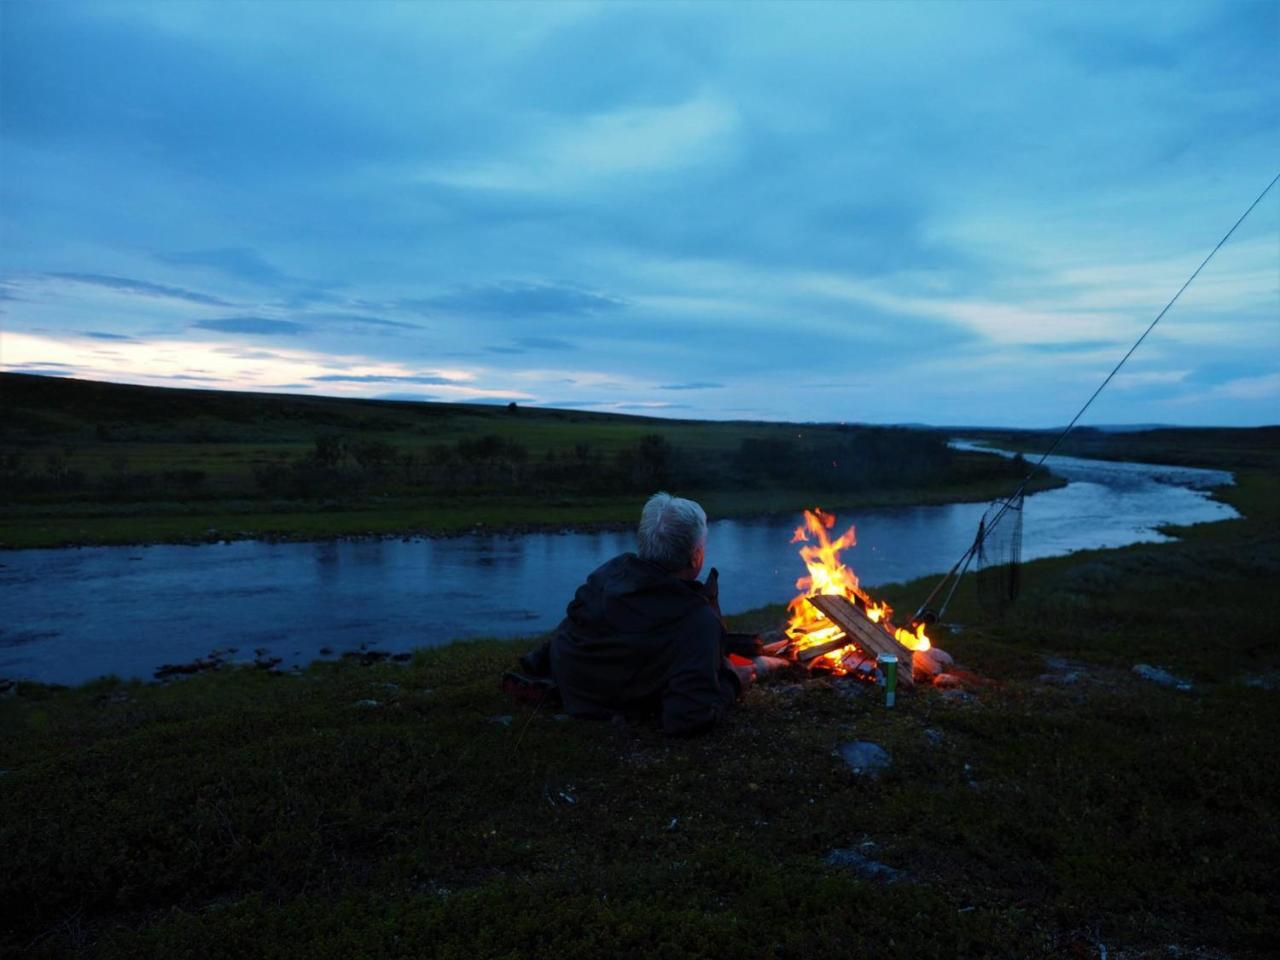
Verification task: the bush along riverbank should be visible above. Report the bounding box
[2,467,1277,958]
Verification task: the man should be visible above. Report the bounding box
[519,492,784,735]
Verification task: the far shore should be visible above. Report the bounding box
[0,471,1066,551]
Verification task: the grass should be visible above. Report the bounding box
[2,373,1063,548]
[2,439,1277,957]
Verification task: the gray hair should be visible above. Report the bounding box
[637,491,707,571]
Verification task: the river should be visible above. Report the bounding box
[0,447,1236,685]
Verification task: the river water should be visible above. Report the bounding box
[0,448,1236,686]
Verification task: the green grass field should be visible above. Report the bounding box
[2,430,1276,958]
[2,374,1060,548]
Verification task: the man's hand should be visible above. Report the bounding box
[727,655,791,690]
[750,656,790,679]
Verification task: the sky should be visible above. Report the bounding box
[1,0,1277,427]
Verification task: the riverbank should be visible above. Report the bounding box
[2,466,1276,957]
[0,469,1065,550]
[2,373,1053,550]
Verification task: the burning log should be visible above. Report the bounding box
[793,634,857,663]
[805,594,916,687]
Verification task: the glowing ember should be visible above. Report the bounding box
[786,508,931,675]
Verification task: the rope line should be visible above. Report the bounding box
[913,171,1280,623]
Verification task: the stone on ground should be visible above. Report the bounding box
[837,741,891,775]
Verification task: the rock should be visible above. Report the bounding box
[488,714,513,726]
[913,646,955,681]
[933,673,966,689]
[353,699,381,708]
[941,689,974,704]
[1241,673,1279,691]
[837,741,891,776]
[831,677,869,700]
[824,848,903,883]
[1038,671,1081,685]
[1132,664,1193,691]
[923,728,943,746]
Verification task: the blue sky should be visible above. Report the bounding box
[2,0,1277,426]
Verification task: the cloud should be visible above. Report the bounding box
[79,331,138,342]
[3,3,1276,426]
[518,336,577,351]
[192,317,305,335]
[542,399,610,408]
[615,401,691,410]
[310,312,420,330]
[373,392,441,402]
[415,282,624,318]
[1110,369,1191,390]
[309,373,460,385]
[6,368,74,378]
[213,347,285,360]
[1212,371,1280,401]
[1,331,523,402]
[485,336,579,354]
[1024,340,1124,354]
[423,90,739,192]
[658,381,723,391]
[155,247,289,284]
[47,272,230,306]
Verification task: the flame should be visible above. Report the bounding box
[785,508,931,675]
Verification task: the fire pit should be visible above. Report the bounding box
[779,509,946,687]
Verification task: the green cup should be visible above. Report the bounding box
[877,653,898,707]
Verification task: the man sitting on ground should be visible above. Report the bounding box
[519,492,784,735]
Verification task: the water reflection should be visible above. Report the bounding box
[0,451,1236,685]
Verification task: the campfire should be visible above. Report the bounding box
[782,509,947,686]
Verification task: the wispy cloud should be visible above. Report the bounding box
[658,381,723,391]
[155,247,290,284]
[193,317,305,336]
[309,312,420,330]
[517,336,577,351]
[309,373,459,385]
[79,331,138,342]
[1212,371,1280,401]
[47,272,230,307]
[422,91,739,192]
[415,282,624,319]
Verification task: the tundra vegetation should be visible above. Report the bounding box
[1,418,1276,958]
[1,373,1053,548]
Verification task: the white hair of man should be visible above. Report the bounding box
[637,491,707,571]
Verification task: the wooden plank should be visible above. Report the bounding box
[806,594,915,687]
[793,635,855,662]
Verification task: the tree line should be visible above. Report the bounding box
[2,427,986,502]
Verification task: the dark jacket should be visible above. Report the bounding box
[550,553,740,736]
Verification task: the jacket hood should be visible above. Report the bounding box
[568,552,707,636]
